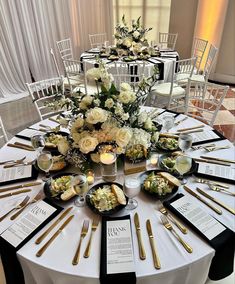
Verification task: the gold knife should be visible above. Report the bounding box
[35,207,73,244]
[36,215,74,257]
[0,189,31,199]
[14,142,34,150]
[177,124,205,132]
[146,219,161,269]
[134,213,146,260]
[200,156,235,164]
[7,143,35,151]
[196,188,235,215]
[0,182,42,193]
[194,158,231,166]
[184,186,222,215]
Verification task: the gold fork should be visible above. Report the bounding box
[10,191,43,220]
[83,218,99,258]
[160,215,193,253]
[205,145,230,152]
[72,220,89,265]
[194,178,229,189]
[156,201,187,234]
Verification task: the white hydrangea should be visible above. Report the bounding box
[120,83,132,92]
[86,68,101,81]
[133,31,140,39]
[127,128,151,149]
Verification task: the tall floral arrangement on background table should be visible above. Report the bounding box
[53,61,160,168]
[110,15,156,58]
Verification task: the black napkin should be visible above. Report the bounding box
[100,215,136,284]
[0,198,62,284]
[163,193,235,280]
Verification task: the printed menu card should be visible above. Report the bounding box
[100,215,136,284]
[164,193,235,280]
[196,163,235,184]
[0,165,38,186]
[0,199,62,249]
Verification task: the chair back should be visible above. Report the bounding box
[175,57,197,84]
[159,32,178,50]
[89,33,107,49]
[185,79,228,126]
[56,38,73,60]
[113,61,146,91]
[26,76,65,121]
[203,44,218,80]
[192,37,208,72]
[50,48,60,76]
[62,59,87,94]
[0,116,8,147]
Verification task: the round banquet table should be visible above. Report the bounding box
[81,49,179,83]
[0,107,234,284]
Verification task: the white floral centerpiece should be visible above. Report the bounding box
[111,15,156,58]
[55,61,160,167]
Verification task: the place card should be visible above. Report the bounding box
[100,215,136,284]
[164,193,235,280]
[195,163,235,184]
[157,109,179,118]
[192,129,225,146]
[0,165,38,186]
[0,199,62,249]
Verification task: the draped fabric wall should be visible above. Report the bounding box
[0,0,113,99]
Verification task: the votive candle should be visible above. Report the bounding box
[150,154,158,166]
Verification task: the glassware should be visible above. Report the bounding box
[85,169,95,185]
[31,135,45,155]
[100,152,117,182]
[175,156,192,185]
[37,151,53,181]
[123,177,141,210]
[72,174,89,207]
[163,116,174,132]
[178,133,193,153]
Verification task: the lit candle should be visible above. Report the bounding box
[100,152,116,165]
[150,154,158,166]
[86,170,95,185]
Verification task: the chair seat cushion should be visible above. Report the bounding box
[191,74,205,82]
[152,83,185,97]
[176,73,190,83]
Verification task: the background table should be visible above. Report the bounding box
[0,108,234,284]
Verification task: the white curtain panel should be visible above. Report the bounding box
[0,0,113,100]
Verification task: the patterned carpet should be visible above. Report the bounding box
[187,87,235,142]
[213,88,235,142]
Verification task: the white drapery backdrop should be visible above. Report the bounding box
[0,0,113,135]
[0,0,113,99]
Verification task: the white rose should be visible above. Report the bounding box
[81,95,93,105]
[71,117,84,133]
[79,101,88,110]
[123,38,132,47]
[133,31,140,39]
[117,39,123,45]
[105,98,114,109]
[86,68,101,81]
[86,107,108,124]
[57,138,70,155]
[115,128,132,147]
[78,136,98,154]
[93,99,101,106]
[120,83,132,92]
[119,91,134,104]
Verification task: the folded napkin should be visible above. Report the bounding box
[164,193,235,280]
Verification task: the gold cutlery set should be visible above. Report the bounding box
[35,212,99,265]
[134,209,191,270]
[7,142,35,151]
[184,183,235,215]
[192,143,231,152]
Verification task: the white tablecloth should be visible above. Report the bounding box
[0,108,234,284]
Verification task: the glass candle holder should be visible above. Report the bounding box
[85,169,95,185]
[150,154,158,167]
[100,152,117,182]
